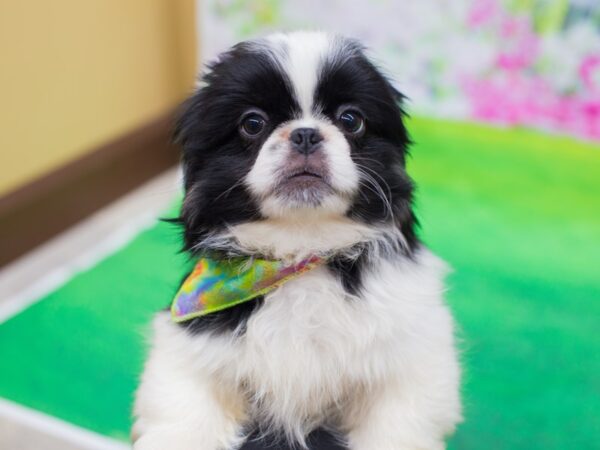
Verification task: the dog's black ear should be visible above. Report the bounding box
[173,43,254,190]
[390,84,412,153]
[173,82,222,192]
[390,84,409,114]
[173,41,255,151]
[173,95,195,148]
[346,44,411,153]
[172,93,198,194]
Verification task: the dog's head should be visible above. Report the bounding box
[176,32,416,258]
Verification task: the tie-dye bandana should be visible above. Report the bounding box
[171,255,324,322]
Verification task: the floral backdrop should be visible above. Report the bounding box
[202,0,600,141]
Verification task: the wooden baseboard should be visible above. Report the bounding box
[0,110,179,268]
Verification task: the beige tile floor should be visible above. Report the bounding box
[0,399,129,450]
[0,169,180,450]
[0,420,86,450]
[0,418,108,450]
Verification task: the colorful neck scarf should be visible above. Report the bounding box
[171,255,324,322]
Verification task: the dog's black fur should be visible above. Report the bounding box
[172,40,417,340]
[165,37,420,450]
[239,427,347,450]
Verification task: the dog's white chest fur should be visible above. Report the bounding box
[135,248,461,449]
[239,265,369,429]
[238,250,457,434]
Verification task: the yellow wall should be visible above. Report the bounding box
[0,0,197,195]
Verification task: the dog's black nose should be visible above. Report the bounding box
[290,127,323,155]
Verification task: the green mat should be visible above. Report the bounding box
[0,118,598,449]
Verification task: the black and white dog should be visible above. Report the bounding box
[133,31,461,450]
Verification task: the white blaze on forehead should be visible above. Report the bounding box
[266,31,333,117]
[243,32,362,220]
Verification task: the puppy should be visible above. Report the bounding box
[133,31,461,450]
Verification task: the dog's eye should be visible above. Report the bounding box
[338,110,365,135]
[240,113,266,137]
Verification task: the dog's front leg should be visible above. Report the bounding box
[343,378,459,450]
[133,315,246,450]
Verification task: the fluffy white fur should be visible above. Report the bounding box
[133,243,461,450]
[133,31,462,450]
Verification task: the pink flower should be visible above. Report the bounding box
[468,0,499,27]
[497,17,539,72]
[462,73,600,141]
[580,56,600,93]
